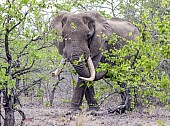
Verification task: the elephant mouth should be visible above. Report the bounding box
[52,56,96,81]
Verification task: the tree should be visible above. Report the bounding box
[0,0,59,125]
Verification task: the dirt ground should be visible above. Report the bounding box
[14,97,170,126]
[13,74,170,126]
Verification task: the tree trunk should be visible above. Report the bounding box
[3,91,15,126]
[4,108,15,126]
[49,75,62,106]
[49,88,55,106]
[0,90,1,126]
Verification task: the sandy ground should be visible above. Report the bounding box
[14,98,170,126]
[12,74,170,126]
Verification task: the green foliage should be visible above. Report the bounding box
[0,1,169,123]
[96,1,170,107]
[157,119,167,126]
[0,0,59,88]
[45,101,50,107]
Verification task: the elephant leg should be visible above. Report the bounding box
[71,78,86,110]
[85,83,99,111]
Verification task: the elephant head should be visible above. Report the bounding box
[51,11,113,81]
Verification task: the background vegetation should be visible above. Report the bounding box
[0,0,169,125]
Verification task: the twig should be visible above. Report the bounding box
[0,55,8,61]
[12,59,35,77]
[79,4,87,11]
[112,2,122,17]
[8,11,29,33]
[49,75,64,106]
[15,109,26,126]
[0,113,5,120]
[99,91,118,106]
[103,78,113,88]
[37,44,53,50]
[15,79,42,97]
[130,49,139,68]
[18,36,42,58]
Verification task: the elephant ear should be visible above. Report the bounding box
[87,11,112,58]
[51,11,70,55]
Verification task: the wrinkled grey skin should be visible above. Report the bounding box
[51,10,139,111]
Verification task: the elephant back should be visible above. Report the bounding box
[107,17,139,41]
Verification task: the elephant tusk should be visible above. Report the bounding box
[52,58,66,77]
[79,57,95,81]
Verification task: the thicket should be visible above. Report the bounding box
[96,0,170,109]
[0,0,169,125]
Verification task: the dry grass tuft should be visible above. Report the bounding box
[75,113,89,126]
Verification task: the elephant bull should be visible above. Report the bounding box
[51,10,139,112]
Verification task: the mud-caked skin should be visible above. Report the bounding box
[51,10,139,113]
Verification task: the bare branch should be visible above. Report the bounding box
[79,4,87,11]
[99,91,118,106]
[103,78,113,88]
[0,113,5,120]
[15,79,42,97]
[12,59,35,77]
[0,55,8,62]
[15,109,25,126]
[8,11,29,33]
[13,69,40,79]
[8,22,21,33]
[112,2,122,17]
[106,0,112,5]
[37,43,53,50]
[8,32,20,41]
[5,30,12,63]
[18,36,42,58]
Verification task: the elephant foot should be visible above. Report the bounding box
[66,104,82,115]
[89,110,107,116]
[66,107,82,115]
[86,106,107,116]
[86,105,100,111]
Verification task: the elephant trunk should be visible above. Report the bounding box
[73,57,107,81]
[52,56,106,81]
[52,57,107,81]
[73,57,95,81]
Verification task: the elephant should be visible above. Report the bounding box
[51,10,140,113]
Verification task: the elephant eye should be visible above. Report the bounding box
[86,33,91,39]
[61,32,65,38]
[82,17,88,24]
[62,17,67,27]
